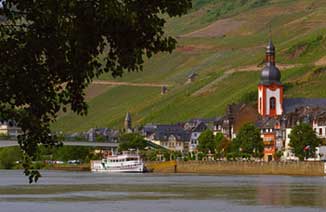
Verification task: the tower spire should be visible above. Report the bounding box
[124,112,132,132]
[269,23,272,41]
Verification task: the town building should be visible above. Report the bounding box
[0,120,21,138]
[86,128,119,142]
[184,120,208,152]
[186,72,198,83]
[142,124,190,152]
[215,103,258,140]
[161,86,168,95]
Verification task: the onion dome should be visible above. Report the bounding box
[260,62,281,85]
[259,40,281,85]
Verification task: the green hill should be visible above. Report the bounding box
[52,0,326,133]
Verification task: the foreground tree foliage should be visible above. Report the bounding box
[0,0,191,182]
[289,123,321,161]
[231,123,264,159]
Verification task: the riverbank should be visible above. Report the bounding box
[146,161,326,176]
[9,160,326,176]
[46,164,91,171]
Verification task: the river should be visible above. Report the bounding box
[0,170,326,212]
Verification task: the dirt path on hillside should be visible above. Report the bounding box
[85,84,112,100]
[192,63,301,97]
[92,80,169,88]
[315,56,326,66]
[181,18,246,38]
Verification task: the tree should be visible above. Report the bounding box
[198,129,221,154]
[289,123,321,161]
[216,136,231,158]
[0,147,23,169]
[231,123,264,159]
[118,133,147,152]
[0,0,191,182]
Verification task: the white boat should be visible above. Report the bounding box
[91,151,144,173]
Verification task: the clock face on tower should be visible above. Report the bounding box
[258,40,283,117]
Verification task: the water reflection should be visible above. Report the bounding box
[0,171,326,211]
[254,179,326,208]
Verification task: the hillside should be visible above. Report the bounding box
[52,0,326,133]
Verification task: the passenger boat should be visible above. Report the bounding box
[91,151,144,173]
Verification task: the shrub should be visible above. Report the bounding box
[0,147,23,169]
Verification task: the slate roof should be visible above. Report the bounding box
[153,124,190,141]
[142,124,158,135]
[86,128,119,137]
[256,117,279,129]
[283,98,326,113]
[188,117,221,124]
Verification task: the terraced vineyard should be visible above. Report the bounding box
[53,0,326,133]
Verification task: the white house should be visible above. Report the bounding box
[0,120,21,138]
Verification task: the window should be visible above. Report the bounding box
[259,97,262,112]
[320,128,323,136]
[270,97,276,110]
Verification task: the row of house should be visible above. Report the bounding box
[66,128,120,143]
[141,119,215,152]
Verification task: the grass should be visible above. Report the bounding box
[53,0,326,133]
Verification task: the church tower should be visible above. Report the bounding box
[124,112,132,131]
[258,40,283,117]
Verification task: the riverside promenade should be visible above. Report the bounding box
[145,160,326,176]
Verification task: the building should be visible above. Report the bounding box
[161,86,168,95]
[0,120,21,138]
[258,40,283,117]
[256,117,283,161]
[187,72,198,83]
[86,128,119,142]
[184,120,208,152]
[143,124,190,152]
[215,104,258,139]
[124,112,132,133]
[312,110,326,139]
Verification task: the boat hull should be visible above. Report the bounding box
[91,160,144,173]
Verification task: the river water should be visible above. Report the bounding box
[0,170,326,212]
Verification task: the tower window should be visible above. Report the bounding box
[270,97,276,110]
